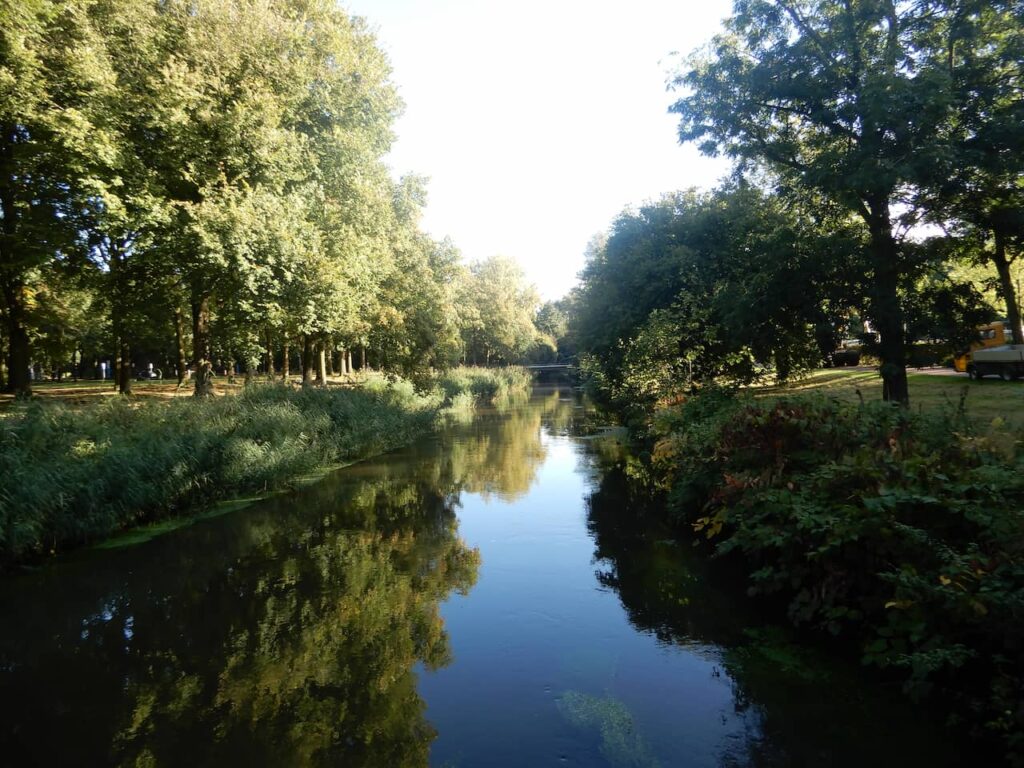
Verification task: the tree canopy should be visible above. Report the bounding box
[0,0,544,396]
[571,0,1022,410]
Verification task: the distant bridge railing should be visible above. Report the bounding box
[523,364,577,382]
[523,364,574,371]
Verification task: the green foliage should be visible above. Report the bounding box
[650,391,1024,752]
[1,0,543,397]
[668,0,1023,403]
[436,365,532,407]
[0,369,523,565]
[459,255,541,365]
[573,186,859,413]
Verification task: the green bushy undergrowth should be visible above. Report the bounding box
[436,365,533,407]
[0,369,528,566]
[651,391,1024,757]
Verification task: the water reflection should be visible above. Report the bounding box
[582,459,970,768]
[440,388,596,501]
[0,459,480,766]
[0,387,970,767]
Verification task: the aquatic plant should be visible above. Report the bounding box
[557,690,662,768]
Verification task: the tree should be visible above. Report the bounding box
[368,176,463,383]
[107,0,400,396]
[917,1,1024,344]
[0,0,113,395]
[461,255,540,365]
[527,300,569,363]
[573,186,861,411]
[671,0,955,403]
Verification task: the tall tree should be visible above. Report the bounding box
[573,186,859,410]
[0,0,112,394]
[671,0,954,403]
[369,176,464,381]
[127,0,400,396]
[462,255,540,366]
[918,1,1024,343]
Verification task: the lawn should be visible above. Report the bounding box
[756,367,1024,441]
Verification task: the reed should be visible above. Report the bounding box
[0,369,528,566]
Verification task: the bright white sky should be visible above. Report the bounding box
[343,0,734,300]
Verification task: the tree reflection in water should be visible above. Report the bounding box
[0,457,480,767]
[0,388,588,767]
[582,456,972,768]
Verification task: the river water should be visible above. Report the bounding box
[0,387,966,767]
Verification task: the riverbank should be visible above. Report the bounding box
[0,367,531,567]
[1,385,969,767]
[640,387,1024,761]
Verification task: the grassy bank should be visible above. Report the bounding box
[0,367,531,567]
[437,365,533,407]
[648,389,1024,758]
[758,368,1024,435]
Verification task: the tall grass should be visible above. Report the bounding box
[436,366,533,407]
[0,369,529,566]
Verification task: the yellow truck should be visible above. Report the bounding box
[954,321,1024,380]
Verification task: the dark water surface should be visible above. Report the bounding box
[0,388,966,767]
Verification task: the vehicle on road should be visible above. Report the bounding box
[954,321,1022,380]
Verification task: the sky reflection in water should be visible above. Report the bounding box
[0,388,964,767]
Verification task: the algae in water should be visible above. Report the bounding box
[557,690,661,768]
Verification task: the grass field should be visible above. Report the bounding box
[0,374,363,409]
[757,367,1024,440]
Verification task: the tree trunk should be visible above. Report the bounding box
[282,341,290,381]
[993,229,1023,346]
[244,360,254,387]
[301,334,314,388]
[118,339,132,395]
[1,277,31,396]
[865,202,909,405]
[175,307,188,385]
[265,329,275,378]
[326,346,335,377]
[344,350,352,376]
[192,292,215,397]
[108,246,133,395]
[360,346,366,372]
[318,343,328,387]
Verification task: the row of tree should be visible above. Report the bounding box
[0,0,544,397]
[574,0,1022,407]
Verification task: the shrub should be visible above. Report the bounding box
[0,372,508,566]
[650,391,1024,754]
[436,366,532,406]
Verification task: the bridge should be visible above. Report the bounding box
[524,363,577,382]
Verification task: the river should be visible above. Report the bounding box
[0,386,966,767]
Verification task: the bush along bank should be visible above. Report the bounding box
[437,365,533,408]
[0,368,532,567]
[648,391,1024,761]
